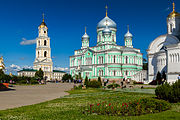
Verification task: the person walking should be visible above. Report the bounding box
[178,74,180,80]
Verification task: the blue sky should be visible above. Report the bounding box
[0,0,179,74]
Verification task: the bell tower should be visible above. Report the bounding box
[81,27,90,49]
[167,2,180,38]
[33,14,53,76]
[124,25,133,48]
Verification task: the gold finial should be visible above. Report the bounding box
[105,5,108,17]
[42,13,45,22]
[85,26,86,33]
[127,25,129,32]
[173,1,175,12]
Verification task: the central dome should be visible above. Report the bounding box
[97,16,117,29]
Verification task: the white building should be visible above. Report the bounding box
[147,2,180,84]
[70,7,143,81]
[0,56,5,70]
[18,15,66,81]
[132,70,148,84]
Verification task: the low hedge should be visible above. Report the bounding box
[107,83,120,89]
[86,80,102,88]
[84,97,171,116]
[155,79,180,103]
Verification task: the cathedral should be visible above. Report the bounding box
[18,15,65,81]
[147,2,180,84]
[70,7,143,81]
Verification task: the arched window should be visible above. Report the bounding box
[172,54,174,63]
[114,70,116,76]
[126,70,128,76]
[101,56,103,64]
[170,24,173,33]
[99,56,101,64]
[169,54,172,62]
[38,41,40,46]
[38,51,39,57]
[126,56,128,64]
[99,35,101,42]
[114,55,116,63]
[44,51,47,57]
[99,70,101,76]
[44,40,47,46]
[112,35,114,42]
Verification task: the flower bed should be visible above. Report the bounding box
[84,97,171,116]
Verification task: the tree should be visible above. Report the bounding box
[98,76,102,86]
[78,72,82,80]
[0,69,5,82]
[62,73,72,81]
[156,71,162,85]
[143,58,148,70]
[75,74,78,80]
[162,71,166,81]
[35,68,44,80]
[84,76,89,86]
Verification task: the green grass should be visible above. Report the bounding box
[0,88,179,120]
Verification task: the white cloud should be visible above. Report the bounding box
[54,67,69,72]
[20,38,36,45]
[22,65,33,69]
[5,64,34,75]
[5,64,22,74]
[5,64,69,75]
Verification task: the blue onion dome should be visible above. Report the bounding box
[103,23,111,34]
[82,32,89,39]
[125,25,133,37]
[82,27,89,39]
[97,16,117,29]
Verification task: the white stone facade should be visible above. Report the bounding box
[18,16,66,81]
[147,3,180,84]
[132,70,148,84]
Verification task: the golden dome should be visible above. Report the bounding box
[39,13,47,28]
[39,21,47,28]
[168,2,180,18]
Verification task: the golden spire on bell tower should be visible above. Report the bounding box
[172,1,176,12]
[105,5,108,17]
[42,13,45,22]
[85,26,86,33]
[168,1,180,18]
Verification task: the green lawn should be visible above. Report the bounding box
[0,88,180,120]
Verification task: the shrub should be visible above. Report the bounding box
[84,76,89,86]
[87,80,101,88]
[155,80,180,103]
[30,78,39,84]
[107,83,120,89]
[98,77,102,86]
[84,97,171,116]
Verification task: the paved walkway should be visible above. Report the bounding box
[0,83,74,110]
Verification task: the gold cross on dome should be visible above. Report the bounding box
[42,13,45,22]
[105,5,108,17]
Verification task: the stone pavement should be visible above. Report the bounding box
[0,83,74,110]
